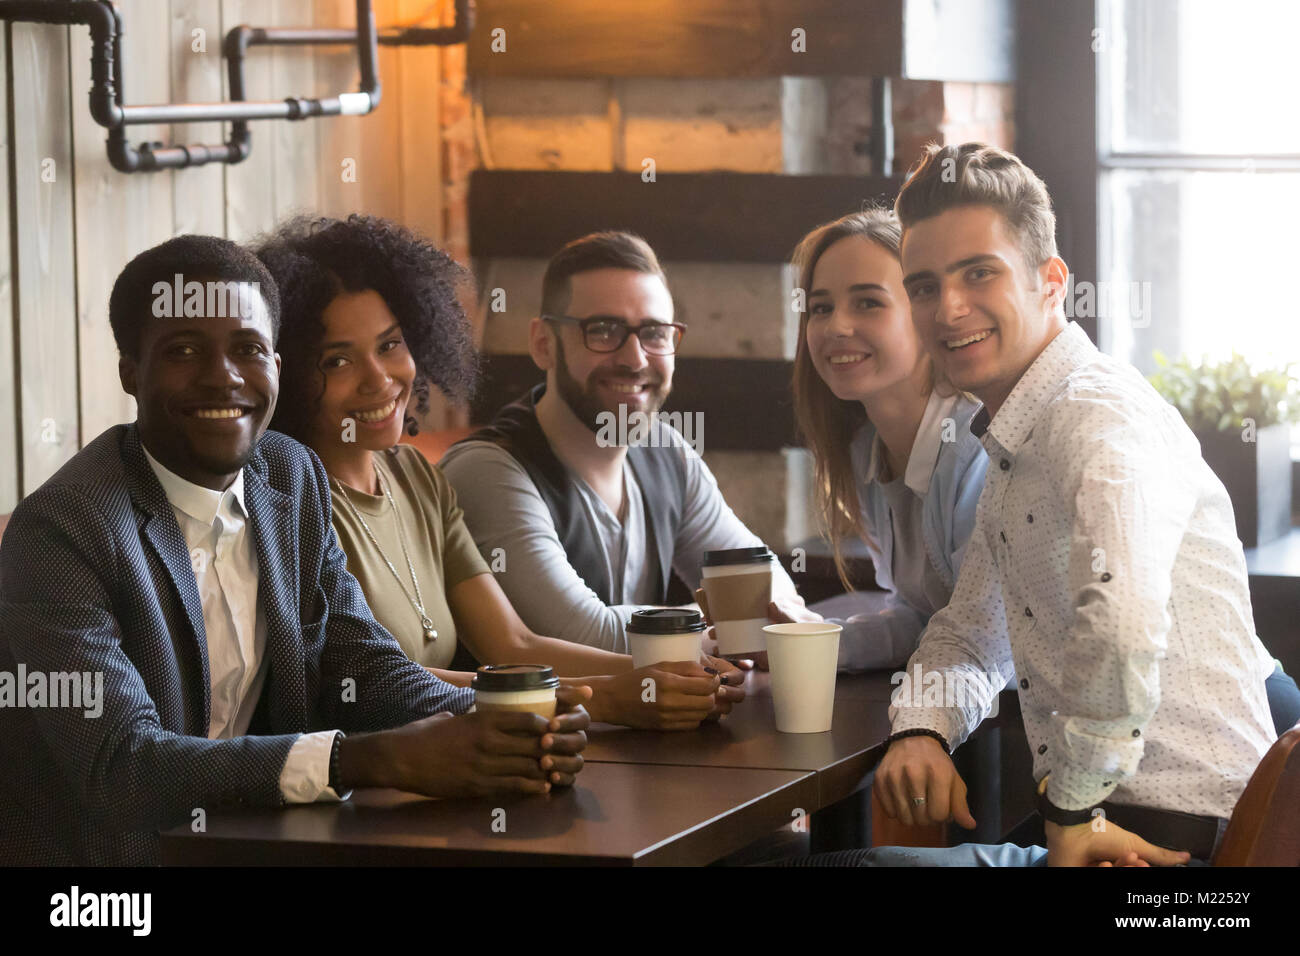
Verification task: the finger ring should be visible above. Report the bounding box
[911,796,927,807]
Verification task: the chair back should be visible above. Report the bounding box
[1214,720,1300,865]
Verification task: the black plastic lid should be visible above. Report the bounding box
[702,546,775,567]
[472,663,559,692]
[626,607,708,635]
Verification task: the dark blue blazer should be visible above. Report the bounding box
[0,424,473,865]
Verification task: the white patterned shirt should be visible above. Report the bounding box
[890,322,1276,818]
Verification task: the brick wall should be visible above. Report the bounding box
[892,79,1016,174]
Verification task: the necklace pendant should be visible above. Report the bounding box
[423,623,438,642]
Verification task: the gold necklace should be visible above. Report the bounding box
[333,464,437,643]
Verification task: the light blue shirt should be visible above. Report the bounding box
[820,390,989,672]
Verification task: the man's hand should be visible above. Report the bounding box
[542,684,592,787]
[346,686,590,798]
[1045,818,1192,868]
[874,735,977,829]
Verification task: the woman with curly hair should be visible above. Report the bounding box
[254,214,743,730]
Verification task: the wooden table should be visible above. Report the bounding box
[161,761,817,866]
[160,671,896,866]
[584,671,893,808]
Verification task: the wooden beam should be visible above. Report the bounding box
[469,354,796,452]
[469,0,1016,82]
[469,0,905,79]
[469,170,904,262]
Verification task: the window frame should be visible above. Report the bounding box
[1018,0,1300,465]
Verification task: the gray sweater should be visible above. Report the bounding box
[439,430,797,653]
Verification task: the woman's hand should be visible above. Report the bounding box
[750,597,826,671]
[695,587,760,669]
[767,597,823,625]
[696,588,822,671]
[576,663,731,730]
[702,655,747,720]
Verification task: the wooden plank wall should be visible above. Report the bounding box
[0,27,15,513]
[11,20,79,500]
[1,0,449,510]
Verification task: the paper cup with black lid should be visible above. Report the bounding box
[472,664,560,719]
[700,546,775,655]
[626,608,707,669]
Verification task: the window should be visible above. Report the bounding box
[1096,0,1300,452]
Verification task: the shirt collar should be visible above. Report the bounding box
[142,445,247,527]
[980,321,1096,455]
[864,390,970,497]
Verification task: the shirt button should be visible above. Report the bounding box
[1101,572,1113,582]
[1019,678,1029,689]
[1131,729,1140,737]
[1026,513,1034,523]
[1024,606,1033,617]
[1000,459,1010,471]
[1037,744,1047,755]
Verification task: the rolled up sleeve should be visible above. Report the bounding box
[1045,392,1197,811]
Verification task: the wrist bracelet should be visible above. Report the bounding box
[328,731,346,793]
[886,727,950,754]
[1035,785,1098,827]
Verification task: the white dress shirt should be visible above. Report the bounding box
[143,448,343,804]
[890,322,1276,818]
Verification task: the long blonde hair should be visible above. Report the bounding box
[791,206,940,591]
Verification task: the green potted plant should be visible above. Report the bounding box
[1149,352,1299,547]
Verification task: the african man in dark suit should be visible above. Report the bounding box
[0,236,589,865]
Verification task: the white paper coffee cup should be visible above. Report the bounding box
[701,547,775,655]
[626,608,707,669]
[762,622,842,733]
[471,664,559,719]
[473,687,558,719]
[628,631,704,669]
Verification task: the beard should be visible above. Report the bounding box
[553,336,669,435]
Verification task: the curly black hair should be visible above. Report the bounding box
[252,214,478,442]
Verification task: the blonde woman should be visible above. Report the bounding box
[785,208,989,672]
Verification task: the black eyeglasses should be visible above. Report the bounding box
[542,314,687,355]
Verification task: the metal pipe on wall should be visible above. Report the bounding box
[0,0,473,173]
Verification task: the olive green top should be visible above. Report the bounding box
[330,444,490,669]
